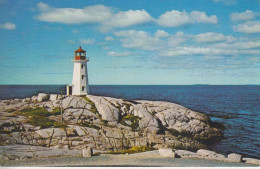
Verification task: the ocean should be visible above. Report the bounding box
[0,85,259,159]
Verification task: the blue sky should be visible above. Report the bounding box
[0,0,259,85]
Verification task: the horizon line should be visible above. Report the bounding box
[0,84,259,86]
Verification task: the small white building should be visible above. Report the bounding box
[67,46,89,95]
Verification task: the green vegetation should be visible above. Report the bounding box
[17,107,66,129]
[108,146,154,154]
[122,103,131,112]
[78,120,101,130]
[50,107,61,116]
[120,114,140,131]
[28,116,66,129]
[82,97,98,114]
[18,107,51,117]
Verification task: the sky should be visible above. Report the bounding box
[0,0,259,85]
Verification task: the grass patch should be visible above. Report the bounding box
[28,116,66,129]
[17,107,66,129]
[18,107,51,117]
[78,120,101,130]
[50,107,61,116]
[108,146,154,154]
[120,114,140,131]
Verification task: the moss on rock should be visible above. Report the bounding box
[108,146,154,154]
[82,97,98,114]
[120,114,141,131]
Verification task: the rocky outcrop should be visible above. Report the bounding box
[0,93,226,159]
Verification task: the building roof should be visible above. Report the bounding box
[75,46,86,52]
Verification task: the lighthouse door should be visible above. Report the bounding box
[69,86,72,95]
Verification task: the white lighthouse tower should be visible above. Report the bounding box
[67,46,89,95]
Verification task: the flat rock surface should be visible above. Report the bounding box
[1,150,257,167]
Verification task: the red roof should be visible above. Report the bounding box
[75,46,86,52]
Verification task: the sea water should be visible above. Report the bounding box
[0,85,259,159]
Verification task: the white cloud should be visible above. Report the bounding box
[211,40,260,50]
[154,30,169,38]
[114,30,163,50]
[157,10,193,27]
[36,2,152,31]
[193,32,236,43]
[37,2,51,11]
[167,31,187,46]
[230,10,255,22]
[213,0,236,5]
[111,29,258,62]
[105,36,114,41]
[0,22,16,30]
[233,21,260,33]
[102,9,153,30]
[37,4,112,24]
[107,51,131,57]
[159,46,236,57]
[79,38,95,44]
[190,11,218,24]
[157,10,217,27]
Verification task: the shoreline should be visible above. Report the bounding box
[0,145,259,167]
[1,150,258,167]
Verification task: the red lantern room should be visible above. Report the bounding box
[74,46,86,60]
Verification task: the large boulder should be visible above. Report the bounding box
[175,150,201,159]
[227,153,242,163]
[31,96,38,102]
[82,147,93,157]
[242,158,260,165]
[87,95,120,123]
[196,149,226,161]
[37,93,49,102]
[159,148,175,158]
[50,94,58,101]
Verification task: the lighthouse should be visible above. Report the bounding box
[67,46,89,95]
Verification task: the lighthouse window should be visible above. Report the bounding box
[81,64,83,69]
[82,75,84,79]
[82,86,85,91]
[76,53,80,56]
